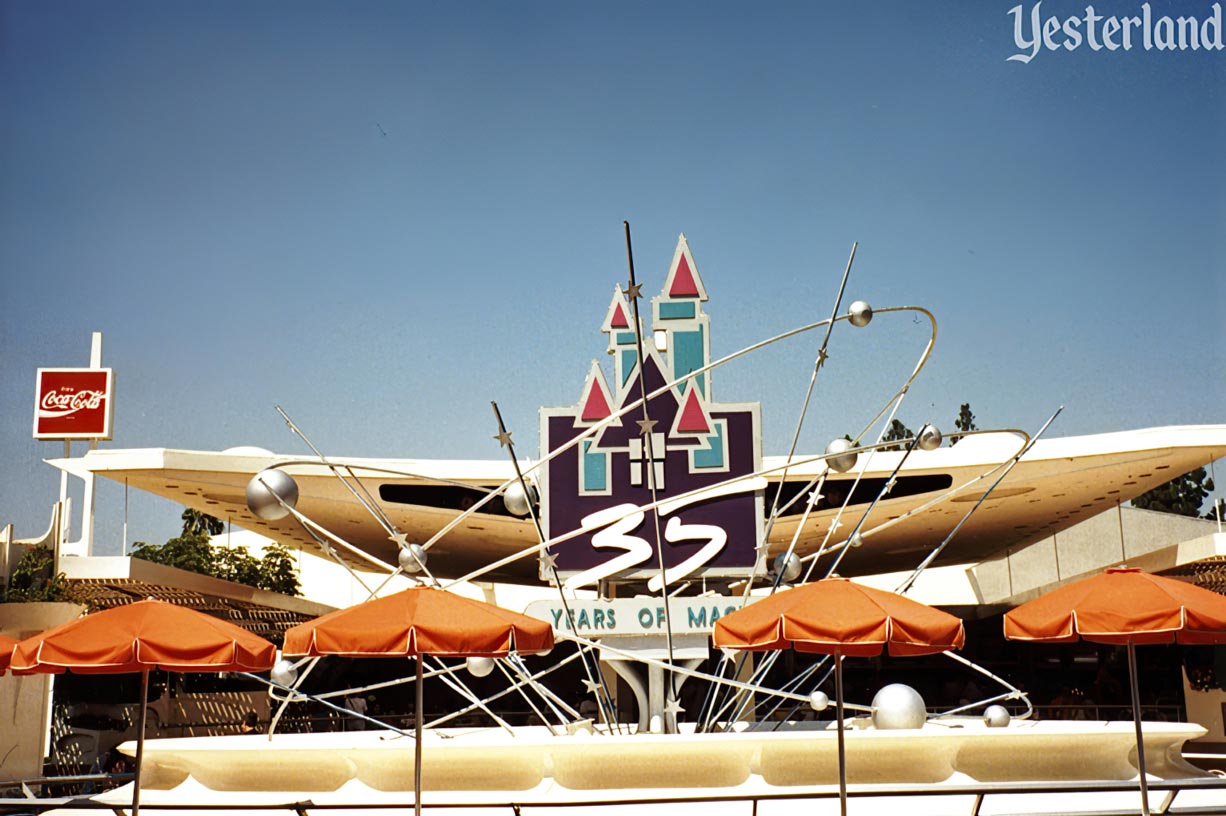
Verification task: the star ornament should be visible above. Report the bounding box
[539,550,558,571]
[637,418,658,435]
[582,678,603,695]
[625,281,643,300]
[664,697,685,717]
[493,430,514,448]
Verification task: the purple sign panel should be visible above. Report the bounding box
[538,235,765,588]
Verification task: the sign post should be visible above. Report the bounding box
[33,332,112,557]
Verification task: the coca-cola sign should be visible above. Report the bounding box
[34,368,114,440]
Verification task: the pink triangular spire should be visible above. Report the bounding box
[675,385,711,434]
[669,253,700,297]
[578,362,613,423]
[610,301,629,329]
[601,285,635,334]
[661,234,708,301]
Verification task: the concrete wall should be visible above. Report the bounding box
[0,602,85,783]
[968,507,1222,606]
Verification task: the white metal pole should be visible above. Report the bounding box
[59,440,70,554]
[123,478,129,556]
[58,440,70,507]
[79,332,103,556]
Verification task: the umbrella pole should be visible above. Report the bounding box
[414,656,423,816]
[1127,642,1151,816]
[835,652,847,816]
[132,669,148,816]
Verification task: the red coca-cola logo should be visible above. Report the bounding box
[39,388,105,415]
[34,369,114,439]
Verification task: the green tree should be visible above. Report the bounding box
[951,403,977,446]
[257,542,301,596]
[1206,497,1225,523]
[213,546,264,587]
[132,507,301,596]
[1132,467,1216,517]
[880,419,914,452]
[181,508,224,537]
[131,532,215,575]
[2,545,80,603]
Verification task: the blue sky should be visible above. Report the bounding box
[2,0,1223,555]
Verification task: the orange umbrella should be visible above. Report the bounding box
[714,578,965,815]
[282,586,554,816]
[12,599,277,816]
[1004,567,1226,816]
[0,633,18,673]
[1003,567,1226,645]
[283,585,554,658]
[714,577,966,656]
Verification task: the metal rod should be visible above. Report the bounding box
[431,306,927,567]
[762,241,857,541]
[488,400,620,732]
[835,653,847,816]
[622,220,678,708]
[427,656,516,736]
[274,406,402,541]
[132,670,148,816]
[1128,641,1152,816]
[896,407,1062,595]
[494,659,562,735]
[414,657,423,816]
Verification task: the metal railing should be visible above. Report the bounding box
[3,777,1226,816]
[1030,703,1185,722]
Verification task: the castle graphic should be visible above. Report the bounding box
[539,235,765,588]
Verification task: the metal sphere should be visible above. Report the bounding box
[984,705,1011,728]
[503,481,538,518]
[466,656,495,678]
[848,532,864,549]
[270,659,298,687]
[825,438,859,473]
[773,553,802,583]
[245,469,299,520]
[871,683,927,730]
[398,543,428,574]
[917,424,943,451]
[847,300,873,328]
[808,690,830,712]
